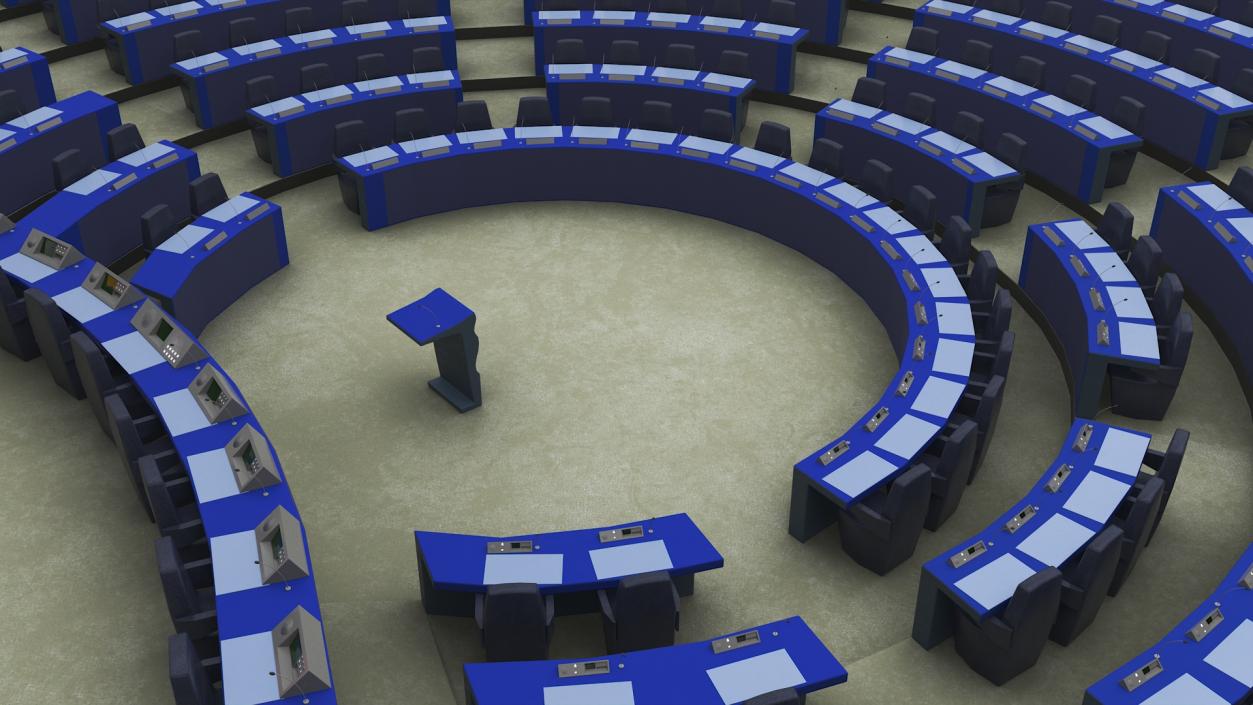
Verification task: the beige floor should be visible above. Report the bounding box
[1,7,1251,705]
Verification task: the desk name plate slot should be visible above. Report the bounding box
[879,239,900,259]
[1046,464,1072,493]
[1069,254,1089,277]
[913,336,926,361]
[1089,288,1105,311]
[558,660,610,678]
[896,371,914,397]
[903,270,920,291]
[1120,657,1163,692]
[1186,607,1223,641]
[486,540,532,553]
[1097,320,1110,346]
[599,525,644,543]
[1240,564,1253,589]
[949,540,986,568]
[914,301,928,325]
[865,407,889,432]
[1043,226,1063,246]
[1074,424,1093,452]
[1215,222,1235,243]
[712,630,759,654]
[1004,505,1037,533]
[819,440,849,466]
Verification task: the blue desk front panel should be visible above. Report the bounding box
[913,419,1150,649]
[1150,183,1253,415]
[532,10,805,93]
[1019,219,1161,417]
[814,94,1019,233]
[916,0,1253,169]
[546,63,753,139]
[522,0,845,44]
[1084,542,1253,705]
[173,17,457,128]
[866,46,1143,204]
[0,48,56,114]
[464,616,847,705]
[247,70,462,176]
[0,91,120,216]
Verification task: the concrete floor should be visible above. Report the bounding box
[1,5,1251,705]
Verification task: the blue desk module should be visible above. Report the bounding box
[0,223,337,704]
[0,47,56,115]
[546,63,754,139]
[173,17,457,128]
[532,11,806,93]
[1150,183,1253,416]
[463,616,847,705]
[814,95,1019,233]
[913,419,1151,648]
[388,287,482,412]
[866,47,1143,204]
[0,91,121,216]
[1019,218,1161,418]
[247,70,462,176]
[1085,542,1253,705]
[915,0,1253,169]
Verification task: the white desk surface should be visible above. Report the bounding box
[588,540,673,581]
[187,447,239,503]
[875,414,941,459]
[1093,428,1150,479]
[210,530,263,595]
[1204,618,1253,687]
[1062,472,1130,523]
[911,376,965,419]
[1140,674,1227,705]
[823,451,897,498]
[221,632,280,705]
[51,287,112,323]
[153,387,211,437]
[933,338,974,377]
[101,331,165,374]
[544,682,635,705]
[0,253,57,283]
[954,554,1036,610]
[482,553,564,585]
[705,649,804,705]
[1015,514,1095,567]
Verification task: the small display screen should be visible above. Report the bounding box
[271,530,286,562]
[289,635,304,672]
[205,379,225,406]
[38,237,63,258]
[155,319,174,341]
[98,273,123,297]
[242,442,258,471]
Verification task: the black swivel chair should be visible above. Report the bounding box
[0,270,39,361]
[699,109,734,142]
[457,100,493,131]
[412,46,443,73]
[717,50,750,78]
[1107,476,1165,596]
[173,31,204,110]
[971,330,1014,384]
[70,331,141,438]
[1149,274,1184,334]
[1188,49,1220,83]
[106,393,183,513]
[576,96,614,126]
[515,96,553,127]
[143,455,206,547]
[745,689,803,705]
[1050,525,1123,646]
[608,39,640,65]
[1041,0,1070,29]
[300,62,331,93]
[955,567,1063,684]
[767,0,796,23]
[598,570,680,652]
[973,288,1011,342]
[954,373,1006,478]
[1126,235,1163,290]
[860,159,893,203]
[1136,428,1189,544]
[553,38,586,64]
[713,0,742,17]
[639,100,673,132]
[1014,56,1046,89]
[1065,74,1096,110]
[1231,167,1253,210]
[990,0,1021,14]
[1090,15,1122,45]
[399,0,437,16]
[940,215,974,269]
[1097,202,1134,257]
[918,418,978,530]
[982,133,1026,227]
[904,92,935,126]
[851,77,886,108]
[157,535,218,638]
[961,40,993,71]
[141,204,177,251]
[836,464,931,574]
[25,289,83,398]
[342,0,368,24]
[106,123,144,160]
[906,26,940,55]
[356,52,387,81]
[656,0,686,11]
[1138,31,1170,62]
[951,110,984,147]
[168,632,223,705]
[394,108,429,142]
[189,173,228,216]
[227,16,257,46]
[1106,96,1144,187]
[475,583,555,661]
[753,121,791,158]
[964,252,1000,314]
[285,6,312,34]
[244,75,275,109]
[1109,313,1192,420]
[905,185,937,235]
[808,137,842,177]
[52,148,90,190]
[333,120,368,158]
[665,43,698,70]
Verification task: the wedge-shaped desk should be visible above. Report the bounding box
[866,46,1143,204]
[1019,218,1161,418]
[173,17,457,128]
[1084,541,1253,705]
[0,47,55,115]
[916,0,1253,169]
[546,63,753,139]
[532,11,805,93]
[913,419,1150,649]
[464,616,847,705]
[523,0,846,44]
[5,141,199,266]
[0,234,335,704]
[247,70,461,176]
[815,94,1019,233]
[0,91,120,216]
[1150,182,1253,418]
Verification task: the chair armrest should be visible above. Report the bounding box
[984,617,1014,650]
[930,472,949,495]
[1060,581,1084,609]
[1141,448,1164,471]
[473,593,484,630]
[544,595,555,626]
[186,557,214,586]
[597,589,614,624]
[850,504,892,542]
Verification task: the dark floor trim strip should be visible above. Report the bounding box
[462,75,544,91]
[174,120,245,148]
[799,44,874,62]
[455,25,533,40]
[42,38,103,63]
[0,3,38,21]
[251,164,335,199]
[849,0,916,20]
[105,75,177,103]
[752,90,826,112]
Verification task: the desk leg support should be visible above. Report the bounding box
[429,325,482,413]
[911,570,955,649]
[673,572,695,598]
[1074,357,1108,419]
[788,471,839,542]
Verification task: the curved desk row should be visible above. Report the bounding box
[247,69,461,176]
[464,616,846,705]
[1018,0,1253,95]
[814,94,1020,233]
[532,10,805,93]
[1019,217,1161,418]
[866,45,1143,204]
[916,0,1253,169]
[0,91,120,216]
[523,0,846,45]
[416,513,723,617]
[7,140,199,266]
[913,419,1151,649]
[1084,541,1253,705]
[546,62,753,138]
[173,16,456,128]
[0,216,334,704]
[0,47,55,116]
[1150,182,1253,417]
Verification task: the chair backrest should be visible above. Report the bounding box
[639,100,673,132]
[1113,96,1145,133]
[482,583,548,654]
[939,215,973,266]
[611,570,677,635]
[906,26,939,55]
[106,123,144,160]
[299,62,331,93]
[608,39,639,65]
[171,29,203,61]
[515,96,552,127]
[1066,524,1123,589]
[665,43,697,70]
[141,454,181,529]
[990,0,1021,14]
[244,75,275,108]
[342,0,368,24]
[70,331,112,425]
[995,132,1027,170]
[412,46,442,73]
[284,6,312,34]
[967,250,999,301]
[576,96,613,127]
[713,0,742,17]
[1150,273,1183,325]
[753,121,791,158]
[399,0,437,16]
[169,633,214,705]
[1188,48,1219,83]
[656,0,686,12]
[1232,167,1253,211]
[1123,476,1165,543]
[1163,312,1193,368]
[808,137,842,177]
[1091,14,1121,45]
[189,173,227,215]
[457,100,492,131]
[356,52,386,81]
[24,288,69,358]
[988,330,1015,378]
[718,50,750,77]
[1098,202,1134,254]
[1002,567,1063,635]
[699,109,733,142]
[394,107,429,142]
[975,375,1005,429]
[951,110,983,146]
[852,77,886,108]
[883,464,932,523]
[1154,428,1190,494]
[982,289,1012,339]
[553,38,585,64]
[861,159,893,202]
[0,89,19,123]
[228,16,256,46]
[333,120,368,158]
[1041,0,1070,29]
[1138,30,1170,62]
[904,92,935,125]
[1179,0,1217,10]
[906,185,937,233]
[939,419,978,481]
[1245,0,1253,28]
[1126,235,1162,287]
[1014,55,1046,88]
[141,204,176,251]
[961,39,992,70]
[767,0,796,24]
[157,535,202,621]
[52,148,89,189]
[1065,74,1096,109]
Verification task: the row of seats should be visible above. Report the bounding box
[537,0,799,25]
[548,36,754,79]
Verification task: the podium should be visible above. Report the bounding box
[387,288,482,412]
